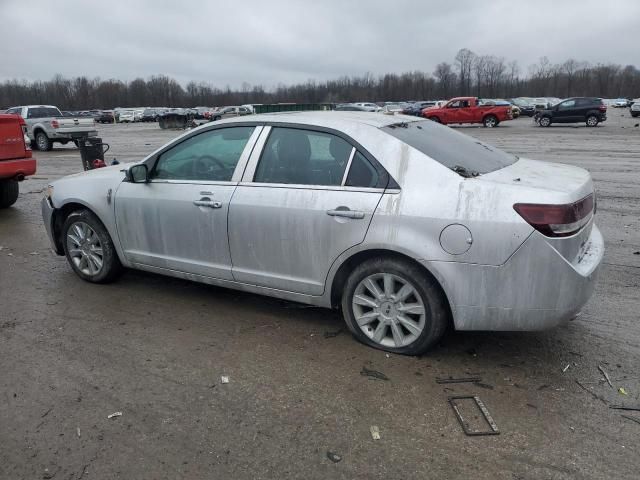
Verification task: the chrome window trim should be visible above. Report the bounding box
[240,126,272,182]
[340,147,357,187]
[236,181,385,194]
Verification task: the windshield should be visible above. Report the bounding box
[382,120,517,176]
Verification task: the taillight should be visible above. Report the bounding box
[599,105,607,112]
[51,120,59,128]
[513,194,594,237]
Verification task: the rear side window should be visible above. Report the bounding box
[26,107,62,118]
[346,152,380,188]
[254,127,352,186]
[382,121,517,176]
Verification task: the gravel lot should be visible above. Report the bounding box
[1,111,639,480]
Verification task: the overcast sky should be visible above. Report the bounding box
[2,0,638,88]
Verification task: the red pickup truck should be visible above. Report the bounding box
[421,97,513,127]
[0,114,36,208]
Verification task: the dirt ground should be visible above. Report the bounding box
[1,110,639,480]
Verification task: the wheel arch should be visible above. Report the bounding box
[51,201,122,262]
[328,248,454,324]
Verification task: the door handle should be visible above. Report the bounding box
[326,208,365,219]
[193,198,222,209]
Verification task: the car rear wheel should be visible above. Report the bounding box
[62,210,123,283]
[539,116,552,127]
[341,258,449,355]
[483,115,498,128]
[35,131,52,151]
[586,115,599,127]
[0,179,19,208]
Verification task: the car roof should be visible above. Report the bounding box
[214,111,422,129]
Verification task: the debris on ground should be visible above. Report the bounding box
[326,451,342,463]
[77,427,81,438]
[107,411,122,419]
[621,415,640,426]
[575,380,608,404]
[221,376,229,384]
[474,382,495,390]
[323,328,343,339]
[562,364,571,373]
[610,405,640,412]
[42,467,58,479]
[370,425,381,440]
[618,387,629,395]
[598,365,613,388]
[360,367,389,381]
[449,395,500,436]
[436,376,481,384]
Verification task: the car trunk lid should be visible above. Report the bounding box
[481,157,595,265]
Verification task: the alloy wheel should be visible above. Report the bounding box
[352,273,426,348]
[66,221,104,276]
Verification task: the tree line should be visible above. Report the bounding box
[1,48,639,109]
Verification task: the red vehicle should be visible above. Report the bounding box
[0,114,36,208]
[422,97,513,127]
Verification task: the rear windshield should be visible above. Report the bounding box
[382,120,517,176]
[27,107,62,119]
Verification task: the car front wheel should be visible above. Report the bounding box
[341,258,449,355]
[538,116,552,127]
[62,210,123,283]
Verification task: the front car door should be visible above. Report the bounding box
[114,125,261,280]
[555,99,578,123]
[228,125,388,295]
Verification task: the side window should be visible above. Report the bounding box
[575,98,593,107]
[448,101,461,108]
[345,151,380,188]
[7,108,21,115]
[559,100,576,110]
[152,127,254,181]
[254,128,353,186]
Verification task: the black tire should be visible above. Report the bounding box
[483,114,498,128]
[35,131,52,151]
[428,116,441,123]
[341,257,449,355]
[586,115,599,127]
[213,116,221,121]
[538,116,552,127]
[62,209,123,283]
[631,112,639,118]
[0,179,19,208]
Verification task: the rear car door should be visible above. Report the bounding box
[228,126,387,295]
[114,126,260,280]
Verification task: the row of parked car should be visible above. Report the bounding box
[336,95,640,127]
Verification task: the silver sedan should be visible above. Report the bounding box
[42,112,604,355]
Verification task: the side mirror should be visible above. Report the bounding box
[128,164,149,183]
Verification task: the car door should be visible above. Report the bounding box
[555,99,577,123]
[228,126,387,295]
[114,125,261,280]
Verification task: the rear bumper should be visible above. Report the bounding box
[41,197,63,255]
[427,224,604,331]
[0,157,36,180]
[50,129,98,140]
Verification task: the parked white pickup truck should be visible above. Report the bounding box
[4,105,97,151]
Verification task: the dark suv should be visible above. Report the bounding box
[537,97,607,127]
